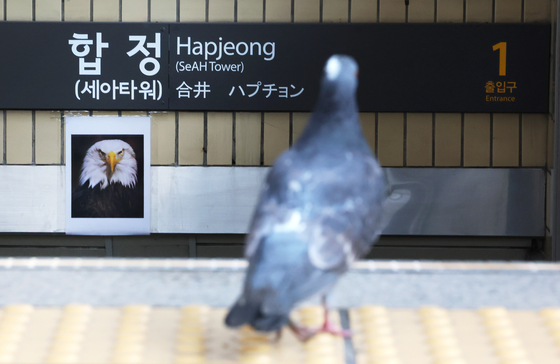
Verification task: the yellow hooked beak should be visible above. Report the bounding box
[108,151,117,173]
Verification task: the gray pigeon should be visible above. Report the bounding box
[225,55,386,340]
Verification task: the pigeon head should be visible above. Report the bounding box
[313,55,359,116]
[319,55,359,104]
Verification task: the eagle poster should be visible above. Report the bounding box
[65,116,150,235]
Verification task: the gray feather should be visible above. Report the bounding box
[226,55,387,332]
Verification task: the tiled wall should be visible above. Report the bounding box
[0,0,551,168]
[0,0,555,258]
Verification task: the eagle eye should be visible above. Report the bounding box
[117,149,125,158]
[98,150,106,159]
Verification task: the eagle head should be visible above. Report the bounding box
[79,139,138,189]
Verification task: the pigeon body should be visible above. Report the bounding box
[225,55,386,333]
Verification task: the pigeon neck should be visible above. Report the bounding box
[295,101,362,151]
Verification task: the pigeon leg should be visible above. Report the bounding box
[287,299,352,342]
[318,297,352,337]
[288,319,317,342]
[273,329,283,343]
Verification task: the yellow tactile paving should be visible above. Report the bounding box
[0,305,558,363]
[46,304,92,363]
[351,306,401,364]
[418,306,466,364]
[479,307,532,364]
[296,306,346,364]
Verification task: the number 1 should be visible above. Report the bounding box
[493,42,507,76]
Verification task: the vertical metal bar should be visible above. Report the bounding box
[188,236,197,258]
[105,237,114,257]
[339,309,356,364]
[551,3,560,261]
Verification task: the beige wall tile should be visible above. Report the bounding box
[292,112,310,144]
[265,0,291,21]
[238,0,263,21]
[360,113,376,154]
[123,0,148,21]
[553,0,558,27]
[379,0,405,22]
[434,113,461,166]
[36,0,62,21]
[6,110,32,165]
[551,51,555,116]
[350,0,377,22]
[121,111,149,117]
[323,0,348,22]
[151,112,176,165]
[546,171,552,234]
[494,0,522,22]
[463,113,490,167]
[93,0,119,21]
[408,0,434,22]
[64,0,91,21]
[406,113,432,166]
[0,112,4,164]
[524,0,551,22]
[437,0,464,22]
[0,0,4,20]
[180,0,206,21]
[492,113,519,167]
[545,230,552,260]
[521,113,547,167]
[35,111,61,165]
[92,111,119,116]
[207,112,233,165]
[294,0,320,22]
[235,112,261,166]
[547,115,554,168]
[151,0,177,22]
[178,112,204,165]
[209,0,234,21]
[6,0,32,20]
[377,113,404,166]
[465,0,492,22]
[263,113,289,165]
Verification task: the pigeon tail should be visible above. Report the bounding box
[225,301,288,332]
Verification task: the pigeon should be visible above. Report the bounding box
[225,55,386,340]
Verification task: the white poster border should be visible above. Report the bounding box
[65,116,151,235]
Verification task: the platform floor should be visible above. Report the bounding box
[0,258,558,363]
[0,304,558,363]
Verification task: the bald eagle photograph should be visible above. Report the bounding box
[65,116,150,235]
[71,135,144,218]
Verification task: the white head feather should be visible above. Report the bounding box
[325,56,342,80]
[79,139,138,189]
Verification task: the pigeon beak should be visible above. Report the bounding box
[108,151,117,173]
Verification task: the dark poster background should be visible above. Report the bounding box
[71,134,144,218]
[0,22,550,112]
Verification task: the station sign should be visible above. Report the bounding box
[0,22,550,112]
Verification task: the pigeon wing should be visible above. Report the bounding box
[245,149,385,272]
